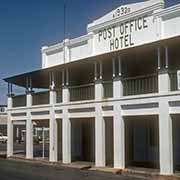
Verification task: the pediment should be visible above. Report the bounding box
[92,0,164,26]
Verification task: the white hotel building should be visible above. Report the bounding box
[4,0,180,175]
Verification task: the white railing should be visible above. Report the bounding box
[69,83,94,101]
[12,74,160,108]
[169,71,178,91]
[13,95,26,107]
[33,91,49,105]
[56,89,62,103]
[123,74,158,96]
[103,81,113,99]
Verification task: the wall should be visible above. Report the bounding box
[42,35,92,68]
[93,15,157,55]
[69,40,91,62]
[41,1,180,70]
[46,49,64,68]
[162,11,180,39]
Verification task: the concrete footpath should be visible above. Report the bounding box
[0,158,151,180]
[0,157,179,180]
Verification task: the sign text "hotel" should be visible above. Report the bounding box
[98,15,148,51]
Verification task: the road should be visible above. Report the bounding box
[0,159,153,180]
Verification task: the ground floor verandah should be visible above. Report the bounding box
[7,112,180,176]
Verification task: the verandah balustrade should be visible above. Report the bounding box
[69,83,95,102]
[103,74,158,98]
[56,88,62,103]
[13,95,26,107]
[169,71,178,91]
[33,91,49,105]
[11,73,164,107]
[103,81,113,98]
[123,74,158,96]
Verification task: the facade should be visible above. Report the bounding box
[4,0,180,175]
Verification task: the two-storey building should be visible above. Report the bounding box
[4,0,180,175]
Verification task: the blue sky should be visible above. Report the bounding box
[0,0,178,104]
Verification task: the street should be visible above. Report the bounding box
[0,159,154,180]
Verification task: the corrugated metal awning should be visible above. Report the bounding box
[3,35,180,89]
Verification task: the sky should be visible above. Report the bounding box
[0,0,178,104]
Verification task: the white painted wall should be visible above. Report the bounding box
[93,15,157,55]
[41,1,180,69]
[69,41,91,62]
[46,49,64,68]
[162,12,180,39]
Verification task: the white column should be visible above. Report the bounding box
[88,32,94,55]
[62,69,71,164]
[62,86,71,164]
[158,47,170,94]
[113,78,125,169]
[49,89,58,162]
[41,46,48,68]
[95,61,105,167]
[156,16,162,40]
[26,91,33,159]
[7,95,13,157]
[158,47,173,175]
[113,57,125,169]
[159,99,173,175]
[64,39,70,63]
[158,69,170,94]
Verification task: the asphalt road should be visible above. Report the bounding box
[0,159,154,180]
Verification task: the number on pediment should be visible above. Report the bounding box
[113,7,131,18]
